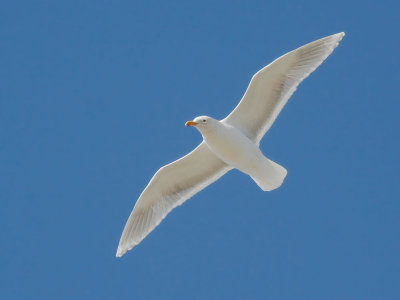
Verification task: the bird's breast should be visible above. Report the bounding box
[202,125,262,172]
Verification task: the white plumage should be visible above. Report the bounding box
[116,32,345,257]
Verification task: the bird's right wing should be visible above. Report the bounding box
[223,32,344,143]
[116,141,231,257]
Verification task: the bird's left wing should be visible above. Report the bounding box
[116,141,231,257]
[223,32,344,143]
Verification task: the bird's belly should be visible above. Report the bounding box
[204,129,262,174]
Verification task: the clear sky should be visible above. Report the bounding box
[1,0,399,299]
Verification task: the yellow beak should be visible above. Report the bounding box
[185,121,198,127]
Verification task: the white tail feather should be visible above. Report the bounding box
[250,157,287,191]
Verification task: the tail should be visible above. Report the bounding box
[250,157,287,191]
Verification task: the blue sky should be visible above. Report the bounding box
[1,0,399,299]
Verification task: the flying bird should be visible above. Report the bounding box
[116,32,345,257]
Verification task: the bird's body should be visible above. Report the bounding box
[199,117,286,191]
[202,119,262,172]
[116,32,345,257]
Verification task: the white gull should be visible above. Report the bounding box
[116,32,345,257]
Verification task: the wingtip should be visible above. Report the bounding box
[334,32,345,41]
[116,247,125,258]
[116,242,137,257]
[327,32,345,50]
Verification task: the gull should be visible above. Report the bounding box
[116,32,345,257]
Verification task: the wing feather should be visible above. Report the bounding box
[223,32,345,143]
[116,142,231,257]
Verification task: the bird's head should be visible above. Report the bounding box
[185,116,218,134]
